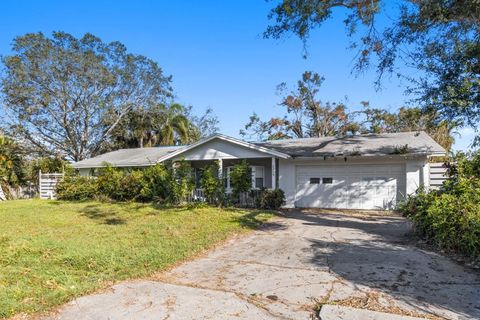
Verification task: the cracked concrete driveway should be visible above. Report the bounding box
[47,210,480,320]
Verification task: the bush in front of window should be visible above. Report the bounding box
[200,161,226,205]
[256,189,285,210]
[229,160,252,197]
[170,159,195,204]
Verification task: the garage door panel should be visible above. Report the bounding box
[295,164,405,210]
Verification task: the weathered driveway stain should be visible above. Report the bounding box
[46,210,480,320]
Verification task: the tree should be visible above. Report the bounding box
[105,103,207,150]
[1,32,172,161]
[241,71,359,139]
[241,72,455,149]
[185,106,219,141]
[0,136,25,191]
[360,103,456,150]
[265,1,478,141]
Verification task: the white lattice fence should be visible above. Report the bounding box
[39,171,64,199]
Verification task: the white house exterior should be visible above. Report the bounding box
[73,131,445,210]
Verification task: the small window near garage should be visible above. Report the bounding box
[309,177,320,184]
[322,177,333,184]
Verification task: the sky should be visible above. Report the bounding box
[0,0,474,151]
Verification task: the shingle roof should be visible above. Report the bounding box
[73,131,445,168]
[253,131,445,157]
[73,146,183,168]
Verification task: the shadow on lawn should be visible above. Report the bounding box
[79,204,126,225]
[233,210,287,231]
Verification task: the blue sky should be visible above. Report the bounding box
[0,0,474,150]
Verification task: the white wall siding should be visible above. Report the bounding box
[278,158,296,208]
[78,168,90,176]
[429,162,448,189]
[406,159,426,195]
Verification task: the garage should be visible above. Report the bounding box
[294,164,406,209]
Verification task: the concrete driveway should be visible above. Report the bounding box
[48,210,480,320]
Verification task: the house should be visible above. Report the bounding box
[73,131,445,210]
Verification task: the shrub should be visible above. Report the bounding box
[169,160,195,204]
[257,189,285,210]
[56,176,97,201]
[229,160,251,197]
[397,151,480,259]
[139,164,171,202]
[95,165,143,201]
[200,161,225,204]
[96,165,123,199]
[119,170,143,201]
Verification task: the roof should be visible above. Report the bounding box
[72,146,183,168]
[253,131,446,158]
[73,131,445,169]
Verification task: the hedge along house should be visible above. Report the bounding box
[73,132,445,210]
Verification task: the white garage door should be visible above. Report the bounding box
[295,164,406,210]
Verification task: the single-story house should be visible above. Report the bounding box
[73,131,445,210]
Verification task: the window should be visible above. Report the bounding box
[226,165,265,190]
[252,166,264,189]
[194,168,204,188]
[225,167,233,189]
[322,177,333,184]
[309,177,320,184]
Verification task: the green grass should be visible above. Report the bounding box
[0,200,273,318]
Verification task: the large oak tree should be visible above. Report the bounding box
[265,1,479,142]
[1,32,173,161]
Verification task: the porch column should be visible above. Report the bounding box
[271,157,277,189]
[217,158,223,179]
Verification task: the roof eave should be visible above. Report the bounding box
[73,162,157,169]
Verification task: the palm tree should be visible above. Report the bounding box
[155,104,190,146]
[104,103,194,150]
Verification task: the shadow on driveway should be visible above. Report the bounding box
[286,210,480,319]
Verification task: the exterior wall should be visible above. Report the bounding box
[278,158,297,208]
[173,139,273,160]
[78,168,91,176]
[406,159,429,194]
[279,156,429,208]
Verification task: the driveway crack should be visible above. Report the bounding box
[152,277,294,320]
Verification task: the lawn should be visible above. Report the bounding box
[0,200,273,318]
